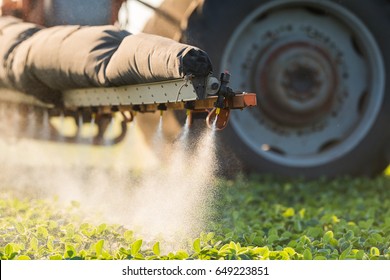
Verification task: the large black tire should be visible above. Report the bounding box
[180,0,390,178]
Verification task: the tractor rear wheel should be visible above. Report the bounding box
[146,0,390,178]
[183,0,390,178]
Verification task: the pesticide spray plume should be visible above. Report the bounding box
[0,108,219,252]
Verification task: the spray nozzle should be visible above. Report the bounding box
[157,103,167,117]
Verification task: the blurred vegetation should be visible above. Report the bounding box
[1,174,390,260]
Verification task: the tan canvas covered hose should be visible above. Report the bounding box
[0,16,212,104]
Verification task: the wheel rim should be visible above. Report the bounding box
[221,0,385,168]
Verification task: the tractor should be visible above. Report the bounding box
[1,0,390,178]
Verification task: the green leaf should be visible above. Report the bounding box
[298,208,306,219]
[207,232,215,241]
[5,244,14,257]
[48,221,58,230]
[344,230,354,241]
[371,233,383,243]
[244,232,257,243]
[16,255,31,260]
[268,234,279,244]
[299,235,311,245]
[330,238,338,247]
[307,227,323,238]
[15,223,25,234]
[282,208,295,218]
[359,219,374,229]
[79,250,87,258]
[49,254,63,260]
[124,230,133,243]
[175,250,189,260]
[339,246,352,260]
[65,224,75,238]
[303,249,312,260]
[355,250,366,260]
[37,226,49,239]
[47,236,54,252]
[229,241,239,252]
[152,242,160,256]
[29,237,39,251]
[283,247,296,256]
[97,224,107,234]
[253,247,270,257]
[64,244,76,259]
[95,239,104,256]
[323,231,334,243]
[339,239,351,252]
[131,240,142,256]
[294,220,303,231]
[102,250,113,260]
[240,254,251,260]
[331,215,340,223]
[193,238,201,253]
[370,247,380,256]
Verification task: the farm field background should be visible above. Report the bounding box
[2,173,390,260]
[1,119,390,260]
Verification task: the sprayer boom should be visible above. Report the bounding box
[0,74,256,145]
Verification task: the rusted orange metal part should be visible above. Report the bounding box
[1,0,23,17]
[206,108,231,130]
[2,0,45,25]
[194,93,257,110]
[203,93,257,130]
[166,93,257,130]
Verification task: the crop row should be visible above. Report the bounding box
[1,175,390,260]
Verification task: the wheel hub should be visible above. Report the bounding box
[258,41,337,126]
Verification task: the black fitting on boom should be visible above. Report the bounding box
[214,72,235,109]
